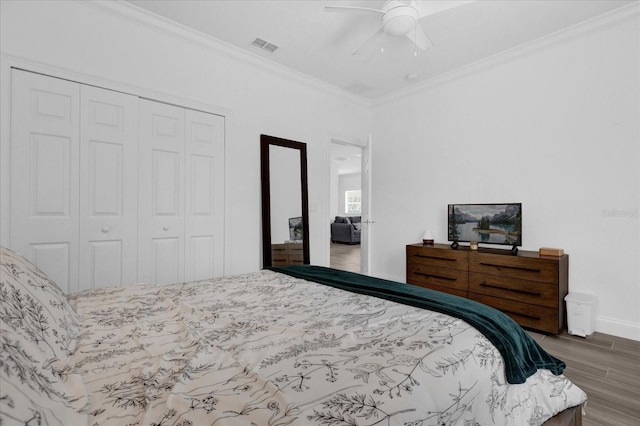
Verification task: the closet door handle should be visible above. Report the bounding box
[163,226,169,231]
[101,227,110,233]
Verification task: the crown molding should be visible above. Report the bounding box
[374,2,640,107]
[0,52,232,120]
[81,0,371,109]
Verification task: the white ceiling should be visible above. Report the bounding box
[331,142,363,175]
[126,0,635,99]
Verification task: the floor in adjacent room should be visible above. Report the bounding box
[330,241,361,273]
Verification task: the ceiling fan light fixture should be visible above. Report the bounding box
[383,14,416,36]
[382,2,418,36]
[327,0,429,55]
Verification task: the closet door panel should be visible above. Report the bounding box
[79,85,138,290]
[151,237,180,284]
[153,150,181,215]
[10,70,80,293]
[185,109,225,281]
[30,243,72,292]
[87,240,123,288]
[138,99,185,284]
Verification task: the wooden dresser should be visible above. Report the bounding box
[271,243,305,266]
[406,243,568,334]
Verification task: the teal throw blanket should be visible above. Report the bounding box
[268,264,565,385]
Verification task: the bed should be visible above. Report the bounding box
[0,246,586,425]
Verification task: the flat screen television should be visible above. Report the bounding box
[288,216,303,241]
[448,203,522,249]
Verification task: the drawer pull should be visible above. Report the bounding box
[479,262,541,273]
[414,271,456,281]
[479,282,541,297]
[502,309,541,321]
[414,254,456,262]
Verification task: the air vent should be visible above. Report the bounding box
[251,38,279,53]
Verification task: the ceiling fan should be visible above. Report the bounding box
[325,0,433,55]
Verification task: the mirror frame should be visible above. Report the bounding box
[260,134,310,267]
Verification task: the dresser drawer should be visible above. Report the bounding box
[469,274,558,308]
[288,253,304,264]
[272,243,304,266]
[287,245,304,255]
[468,293,560,334]
[272,244,289,254]
[407,263,468,291]
[272,256,290,266]
[407,245,468,271]
[410,281,468,298]
[469,252,559,283]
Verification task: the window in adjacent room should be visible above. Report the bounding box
[345,190,361,214]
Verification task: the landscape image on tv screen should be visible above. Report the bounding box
[448,203,522,246]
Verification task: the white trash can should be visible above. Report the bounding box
[564,293,597,337]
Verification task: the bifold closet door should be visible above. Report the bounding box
[10,70,140,293]
[138,100,225,284]
[78,85,138,291]
[10,70,81,294]
[185,108,225,282]
[11,70,226,290]
[138,99,186,284]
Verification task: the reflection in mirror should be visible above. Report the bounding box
[269,145,302,244]
[260,135,309,268]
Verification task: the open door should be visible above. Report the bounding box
[328,136,371,275]
[359,135,372,275]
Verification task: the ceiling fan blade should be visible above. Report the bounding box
[352,27,385,56]
[406,24,433,51]
[324,5,384,15]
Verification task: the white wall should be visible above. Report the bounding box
[1,1,638,341]
[338,173,362,214]
[370,10,640,339]
[0,0,371,274]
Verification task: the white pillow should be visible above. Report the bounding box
[0,246,81,358]
[0,246,87,425]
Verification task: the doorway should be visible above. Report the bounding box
[329,139,369,274]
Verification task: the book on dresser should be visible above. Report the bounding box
[406,243,569,334]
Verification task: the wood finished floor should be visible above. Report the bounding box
[330,241,361,273]
[330,243,640,425]
[529,331,640,426]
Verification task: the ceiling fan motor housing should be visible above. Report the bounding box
[382,0,418,36]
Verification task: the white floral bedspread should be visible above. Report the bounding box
[66,269,586,425]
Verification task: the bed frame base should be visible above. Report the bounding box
[543,404,583,426]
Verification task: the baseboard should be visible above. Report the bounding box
[596,316,640,341]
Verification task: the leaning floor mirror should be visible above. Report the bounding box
[260,134,310,267]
